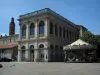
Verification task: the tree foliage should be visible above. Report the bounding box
[94,35,100,45]
[81,31,98,45]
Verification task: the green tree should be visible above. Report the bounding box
[94,35,100,45]
[81,31,97,45]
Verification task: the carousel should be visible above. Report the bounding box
[63,39,97,62]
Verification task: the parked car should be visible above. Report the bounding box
[0,57,12,62]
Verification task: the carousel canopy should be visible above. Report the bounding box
[63,39,97,50]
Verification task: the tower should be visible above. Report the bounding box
[9,17,15,36]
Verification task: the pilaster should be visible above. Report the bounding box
[45,18,49,37]
[25,43,30,61]
[26,24,29,39]
[19,25,22,40]
[18,45,21,62]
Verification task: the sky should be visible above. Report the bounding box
[0,0,100,35]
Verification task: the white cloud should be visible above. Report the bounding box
[0,32,8,36]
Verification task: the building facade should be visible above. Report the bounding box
[0,8,87,62]
[17,8,80,62]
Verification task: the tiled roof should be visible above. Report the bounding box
[0,44,18,49]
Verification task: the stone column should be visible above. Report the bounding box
[25,44,30,61]
[19,25,22,40]
[25,50,30,61]
[44,42,49,62]
[48,49,51,62]
[34,21,39,62]
[34,49,39,62]
[64,51,67,62]
[35,20,38,37]
[18,45,21,62]
[26,23,29,40]
[45,18,49,37]
[44,49,48,62]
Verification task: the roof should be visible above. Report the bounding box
[68,39,89,46]
[0,44,18,49]
[18,8,78,30]
[63,39,97,50]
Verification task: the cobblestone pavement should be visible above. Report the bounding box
[0,62,100,75]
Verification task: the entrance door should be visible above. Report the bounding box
[39,44,44,62]
[30,50,34,61]
[30,45,34,62]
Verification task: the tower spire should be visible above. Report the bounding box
[9,17,15,36]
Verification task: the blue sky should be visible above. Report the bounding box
[0,0,100,35]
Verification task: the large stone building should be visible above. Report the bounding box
[0,8,87,62]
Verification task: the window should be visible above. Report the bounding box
[55,45,58,50]
[59,26,62,37]
[50,45,54,60]
[55,24,58,36]
[30,45,34,49]
[21,46,26,59]
[40,54,44,58]
[55,45,58,60]
[30,23,35,36]
[50,45,54,50]
[39,44,44,49]
[60,46,63,50]
[63,28,65,38]
[21,46,25,50]
[39,44,44,58]
[67,30,69,39]
[46,54,47,59]
[39,21,45,35]
[22,25,26,37]
[30,45,34,53]
[50,22,53,34]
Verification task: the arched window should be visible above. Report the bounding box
[50,45,54,49]
[22,25,26,37]
[39,21,45,35]
[30,45,34,53]
[21,46,26,60]
[39,44,44,59]
[55,45,58,61]
[21,46,26,50]
[50,45,54,60]
[50,22,53,34]
[30,23,35,35]
[39,44,44,49]
[30,45,34,49]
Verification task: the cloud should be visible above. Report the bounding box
[0,32,8,36]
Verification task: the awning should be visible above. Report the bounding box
[63,39,97,50]
[0,44,18,49]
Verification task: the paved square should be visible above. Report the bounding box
[0,62,100,75]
